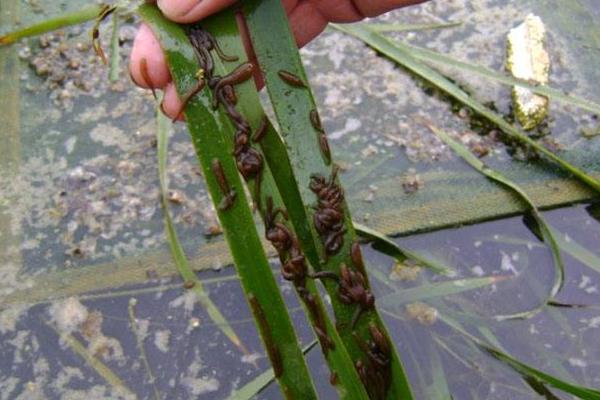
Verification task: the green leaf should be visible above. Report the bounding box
[228,341,319,400]
[156,105,250,357]
[354,222,452,275]
[138,5,317,398]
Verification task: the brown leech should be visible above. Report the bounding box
[338,264,375,328]
[139,57,157,100]
[252,116,269,142]
[278,70,306,87]
[310,166,346,256]
[211,159,236,211]
[211,62,254,109]
[249,295,283,378]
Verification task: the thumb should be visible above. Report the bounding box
[157,0,238,23]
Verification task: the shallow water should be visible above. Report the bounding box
[0,0,599,399]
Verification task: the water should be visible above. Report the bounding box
[0,0,599,398]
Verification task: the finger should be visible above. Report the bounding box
[353,0,428,17]
[308,0,363,22]
[157,0,238,23]
[129,23,171,89]
[288,2,328,47]
[161,82,185,121]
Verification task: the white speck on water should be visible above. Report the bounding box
[585,286,598,294]
[529,324,538,334]
[64,136,77,154]
[584,316,600,328]
[330,118,361,140]
[241,352,261,365]
[500,251,519,276]
[579,275,592,289]
[471,266,484,276]
[169,290,198,314]
[154,330,170,353]
[568,358,587,368]
[564,234,572,243]
[474,240,482,248]
[181,349,220,396]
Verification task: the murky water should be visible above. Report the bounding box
[1,0,599,398]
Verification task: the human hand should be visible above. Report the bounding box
[129,0,427,120]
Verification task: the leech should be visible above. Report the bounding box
[173,79,206,122]
[249,295,283,377]
[351,241,366,275]
[211,62,255,109]
[309,109,324,132]
[211,159,236,211]
[252,116,269,142]
[319,133,332,164]
[278,70,306,87]
[139,58,157,100]
[330,372,339,386]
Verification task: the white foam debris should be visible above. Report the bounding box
[169,290,198,314]
[579,275,592,289]
[49,297,89,334]
[0,305,29,334]
[329,117,362,140]
[471,265,485,277]
[181,349,220,396]
[241,352,261,365]
[154,329,171,353]
[568,358,587,368]
[500,251,519,276]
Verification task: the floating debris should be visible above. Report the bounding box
[406,302,438,326]
[506,14,550,130]
[389,260,422,281]
[401,168,423,194]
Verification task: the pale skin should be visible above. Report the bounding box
[129,0,427,120]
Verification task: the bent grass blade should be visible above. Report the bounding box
[424,122,565,320]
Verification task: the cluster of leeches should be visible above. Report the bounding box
[178,26,391,398]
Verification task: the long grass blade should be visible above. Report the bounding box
[109,12,121,82]
[395,42,600,115]
[0,5,104,46]
[439,314,600,400]
[354,222,451,275]
[228,341,319,400]
[139,6,317,397]
[366,21,463,32]
[424,122,565,320]
[156,101,250,356]
[333,24,600,194]
[380,275,507,306]
[45,319,135,396]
